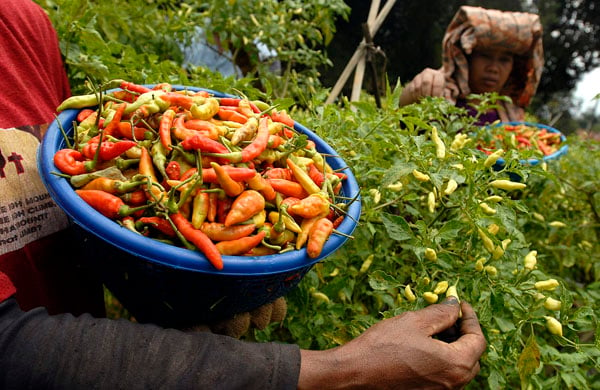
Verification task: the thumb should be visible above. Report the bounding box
[412,297,462,336]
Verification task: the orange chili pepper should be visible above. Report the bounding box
[263,168,293,181]
[246,172,276,201]
[215,231,266,256]
[224,190,265,227]
[139,146,165,202]
[289,192,330,219]
[267,178,308,199]
[158,109,176,151]
[210,162,245,197]
[200,222,256,241]
[306,217,334,258]
[217,107,248,124]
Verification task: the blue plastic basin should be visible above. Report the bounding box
[37,85,361,326]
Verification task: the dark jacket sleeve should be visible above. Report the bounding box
[0,298,301,390]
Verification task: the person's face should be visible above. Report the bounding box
[468,49,514,94]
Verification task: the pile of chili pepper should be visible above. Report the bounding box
[53,80,353,270]
[477,123,563,156]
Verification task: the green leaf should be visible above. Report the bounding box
[368,270,401,291]
[381,161,416,185]
[381,213,414,242]
[494,316,516,332]
[435,220,464,242]
[518,334,540,386]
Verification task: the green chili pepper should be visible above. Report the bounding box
[56,94,100,112]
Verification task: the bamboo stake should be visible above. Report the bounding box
[350,0,381,103]
[326,0,397,104]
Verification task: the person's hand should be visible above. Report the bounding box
[299,297,486,389]
[399,68,446,106]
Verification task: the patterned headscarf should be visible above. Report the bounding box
[441,6,544,120]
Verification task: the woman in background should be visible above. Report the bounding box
[399,6,544,125]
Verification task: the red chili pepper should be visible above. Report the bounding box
[77,109,96,123]
[136,216,176,237]
[152,82,172,92]
[242,117,271,159]
[270,109,294,127]
[165,161,181,180]
[224,190,266,227]
[281,196,301,209]
[333,172,347,180]
[76,189,145,219]
[159,109,176,151]
[267,134,285,149]
[200,222,256,241]
[203,117,270,164]
[181,133,229,154]
[216,197,233,223]
[308,163,325,188]
[516,135,531,146]
[120,190,147,206]
[54,148,87,175]
[267,178,309,199]
[115,122,145,140]
[82,138,137,161]
[120,80,151,94]
[306,217,334,258]
[217,98,260,114]
[217,107,248,124]
[537,139,553,156]
[331,215,344,229]
[207,192,218,222]
[218,98,241,107]
[215,231,266,256]
[102,103,126,138]
[171,115,199,140]
[181,167,256,184]
[184,119,219,140]
[110,90,136,103]
[159,93,194,110]
[170,212,223,270]
[264,168,293,181]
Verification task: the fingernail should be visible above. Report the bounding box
[443,296,458,305]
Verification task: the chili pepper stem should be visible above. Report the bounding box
[54,114,73,149]
[332,229,354,239]
[261,239,282,251]
[50,172,71,179]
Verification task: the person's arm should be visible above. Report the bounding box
[399,68,446,106]
[298,298,486,389]
[0,297,300,389]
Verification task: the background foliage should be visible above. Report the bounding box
[37,0,599,388]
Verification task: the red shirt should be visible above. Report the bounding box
[0,0,104,316]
